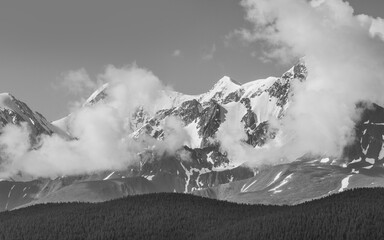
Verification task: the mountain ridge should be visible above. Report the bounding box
[0,61,383,211]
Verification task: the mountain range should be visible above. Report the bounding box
[0,61,384,211]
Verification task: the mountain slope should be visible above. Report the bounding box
[0,93,70,140]
[193,100,384,205]
[194,156,384,205]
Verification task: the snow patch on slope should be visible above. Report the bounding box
[339,175,353,192]
[267,171,283,188]
[103,172,116,180]
[350,158,362,164]
[366,158,375,165]
[320,158,330,163]
[241,179,258,193]
[269,173,293,194]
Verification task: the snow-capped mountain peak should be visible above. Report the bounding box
[214,76,241,88]
[199,76,241,103]
[0,93,70,140]
[84,83,109,106]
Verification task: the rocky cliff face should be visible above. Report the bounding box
[0,93,70,142]
[343,103,384,166]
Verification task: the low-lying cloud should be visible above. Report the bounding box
[0,65,188,179]
[226,0,384,165]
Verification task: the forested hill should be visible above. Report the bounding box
[1,188,384,240]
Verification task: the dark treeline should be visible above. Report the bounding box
[0,188,384,240]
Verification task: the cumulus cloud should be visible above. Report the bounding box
[228,0,384,165]
[100,64,172,118]
[0,65,188,179]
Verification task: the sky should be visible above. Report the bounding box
[0,0,383,121]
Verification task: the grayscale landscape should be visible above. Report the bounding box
[0,0,383,239]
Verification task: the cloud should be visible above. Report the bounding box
[0,123,31,175]
[359,15,384,41]
[202,44,216,60]
[227,0,384,165]
[100,64,171,118]
[172,49,182,57]
[157,116,191,154]
[0,65,189,179]
[216,103,249,166]
[60,68,97,96]
[54,68,103,111]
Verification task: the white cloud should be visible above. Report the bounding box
[60,68,97,96]
[172,49,181,57]
[0,65,190,179]
[216,103,249,166]
[158,116,191,154]
[359,15,384,41]
[0,122,31,175]
[221,0,384,166]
